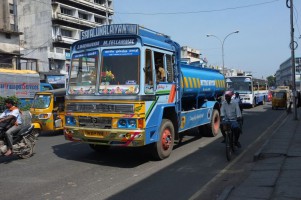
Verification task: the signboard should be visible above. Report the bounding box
[75,38,137,51]
[47,75,65,84]
[80,24,138,40]
[73,50,98,59]
[0,74,39,98]
[102,48,140,57]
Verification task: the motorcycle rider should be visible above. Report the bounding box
[220,92,242,148]
[0,99,22,156]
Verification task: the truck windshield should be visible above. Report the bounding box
[69,51,98,95]
[99,48,140,95]
[32,94,51,109]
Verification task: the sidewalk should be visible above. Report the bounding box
[225,111,301,200]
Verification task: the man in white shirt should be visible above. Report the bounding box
[220,93,242,147]
[0,99,22,156]
[233,92,243,112]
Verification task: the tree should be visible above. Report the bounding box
[267,75,276,87]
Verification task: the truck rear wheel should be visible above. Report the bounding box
[151,119,175,160]
[199,109,220,137]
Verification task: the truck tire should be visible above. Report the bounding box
[209,109,220,137]
[199,109,220,137]
[151,119,175,160]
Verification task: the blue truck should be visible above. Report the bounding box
[64,24,226,160]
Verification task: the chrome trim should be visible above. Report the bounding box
[65,95,156,101]
[66,103,134,113]
[65,126,144,133]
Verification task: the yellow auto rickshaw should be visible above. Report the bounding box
[272,90,287,110]
[30,88,66,136]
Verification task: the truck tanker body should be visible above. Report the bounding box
[64,24,226,160]
[181,64,225,100]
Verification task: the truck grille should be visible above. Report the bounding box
[78,116,112,128]
[66,103,134,113]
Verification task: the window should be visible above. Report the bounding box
[79,12,88,20]
[154,52,166,83]
[166,55,173,83]
[61,29,72,37]
[9,4,14,14]
[95,17,103,24]
[5,33,11,39]
[145,49,153,86]
[61,7,72,16]
[10,24,15,31]
[69,51,99,94]
[95,0,105,5]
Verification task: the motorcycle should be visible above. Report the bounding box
[0,117,36,159]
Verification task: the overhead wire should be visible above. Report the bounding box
[116,0,281,15]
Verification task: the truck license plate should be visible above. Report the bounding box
[85,131,106,138]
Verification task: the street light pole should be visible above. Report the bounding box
[206,30,239,75]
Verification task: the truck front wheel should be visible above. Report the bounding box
[151,119,175,160]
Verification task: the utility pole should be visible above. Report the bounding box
[289,0,298,120]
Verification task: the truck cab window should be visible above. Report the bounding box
[154,52,165,83]
[166,54,173,83]
[145,50,153,85]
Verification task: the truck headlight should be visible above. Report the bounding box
[117,119,137,129]
[66,116,76,126]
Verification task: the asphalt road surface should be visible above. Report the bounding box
[0,102,285,200]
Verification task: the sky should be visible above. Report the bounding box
[112,0,301,79]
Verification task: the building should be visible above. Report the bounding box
[17,0,113,87]
[181,46,201,64]
[0,0,22,69]
[275,57,301,90]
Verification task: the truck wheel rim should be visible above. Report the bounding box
[161,129,172,150]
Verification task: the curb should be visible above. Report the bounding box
[253,139,269,161]
[216,185,235,200]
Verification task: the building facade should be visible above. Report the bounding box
[0,0,22,69]
[17,0,113,86]
[181,46,201,64]
[275,57,301,90]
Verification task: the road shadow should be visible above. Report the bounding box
[51,127,203,168]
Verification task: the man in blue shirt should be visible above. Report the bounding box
[0,99,22,156]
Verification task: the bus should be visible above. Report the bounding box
[225,76,268,107]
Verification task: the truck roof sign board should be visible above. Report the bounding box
[81,24,138,40]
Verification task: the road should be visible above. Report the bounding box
[0,102,286,200]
